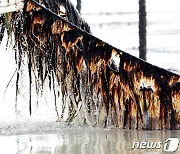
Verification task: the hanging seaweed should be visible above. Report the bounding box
[0,0,180,129]
[0,14,5,42]
[0,0,90,117]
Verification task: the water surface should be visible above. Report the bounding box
[0,128,179,154]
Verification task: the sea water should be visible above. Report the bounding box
[0,128,179,154]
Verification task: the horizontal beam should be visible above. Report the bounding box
[0,0,24,14]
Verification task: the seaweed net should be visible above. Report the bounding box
[0,0,180,129]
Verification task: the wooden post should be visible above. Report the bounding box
[139,0,147,61]
[76,0,81,13]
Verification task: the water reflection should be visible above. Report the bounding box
[0,129,179,154]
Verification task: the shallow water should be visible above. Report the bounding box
[0,128,179,154]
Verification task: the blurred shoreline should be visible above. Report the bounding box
[81,0,180,73]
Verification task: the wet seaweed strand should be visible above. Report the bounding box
[0,0,180,129]
[0,0,90,118]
